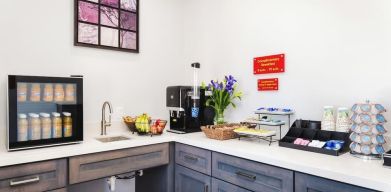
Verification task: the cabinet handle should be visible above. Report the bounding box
[204,184,209,192]
[10,176,40,186]
[235,171,256,181]
[184,155,198,162]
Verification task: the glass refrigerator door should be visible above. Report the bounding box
[8,76,83,151]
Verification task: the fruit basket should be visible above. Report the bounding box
[201,123,243,140]
[123,116,137,134]
[150,119,167,136]
[123,114,167,136]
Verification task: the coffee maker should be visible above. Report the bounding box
[166,63,215,133]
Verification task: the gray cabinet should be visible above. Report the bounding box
[212,178,251,192]
[295,173,377,192]
[69,143,169,184]
[212,152,293,192]
[176,143,212,175]
[47,188,67,192]
[175,165,211,192]
[0,159,67,192]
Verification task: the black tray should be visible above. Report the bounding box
[278,119,351,156]
[383,151,391,167]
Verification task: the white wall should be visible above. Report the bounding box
[1,0,391,156]
[182,0,391,136]
[0,0,185,191]
[0,0,186,142]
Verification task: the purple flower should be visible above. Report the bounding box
[224,75,237,95]
[219,82,224,90]
[210,80,219,90]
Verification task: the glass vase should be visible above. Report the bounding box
[215,109,225,125]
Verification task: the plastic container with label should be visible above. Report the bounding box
[65,84,76,102]
[17,83,27,102]
[54,84,65,102]
[40,113,52,139]
[321,106,336,131]
[43,84,54,102]
[52,112,63,138]
[17,114,28,141]
[336,107,351,132]
[30,84,41,102]
[63,112,72,137]
[29,113,41,140]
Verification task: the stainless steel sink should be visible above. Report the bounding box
[96,136,130,143]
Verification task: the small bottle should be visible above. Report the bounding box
[54,84,65,102]
[40,113,52,139]
[17,83,27,102]
[43,84,54,102]
[52,112,62,138]
[17,114,28,141]
[29,113,41,140]
[30,84,41,102]
[63,112,72,137]
[65,84,76,102]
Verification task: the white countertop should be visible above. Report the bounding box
[0,131,390,191]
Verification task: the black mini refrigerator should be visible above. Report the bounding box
[7,75,83,151]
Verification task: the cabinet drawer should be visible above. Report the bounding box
[47,188,67,192]
[0,159,67,192]
[295,173,377,192]
[175,165,211,192]
[176,143,212,175]
[212,178,252,192]
[69,143,169,184]
[212,152,293,192]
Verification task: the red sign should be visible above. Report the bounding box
[258,78,279,91]
[253,54,285,74]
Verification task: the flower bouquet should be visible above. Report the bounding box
[204,75,243,124]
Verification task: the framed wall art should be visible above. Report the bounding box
[74,0,139,53]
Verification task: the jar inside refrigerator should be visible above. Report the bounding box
[30,83,41,102]
[52,112,63,138]
[65,84,76,102]
[54,84,65,102]
[63,112,72,137]
[43,84,54,102]
[29,113,41,140]
[40,113,52,139]
[17,114,28,142]
[17,83,27,102]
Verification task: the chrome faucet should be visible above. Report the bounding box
[101,101,113,135]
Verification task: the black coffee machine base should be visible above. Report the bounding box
[167,129,202,134]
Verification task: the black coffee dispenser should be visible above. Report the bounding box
[166,63,214,133]
[166,86,214,133]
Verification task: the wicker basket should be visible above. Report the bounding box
[201,124,241,140]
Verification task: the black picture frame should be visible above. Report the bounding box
[74,0,140,53]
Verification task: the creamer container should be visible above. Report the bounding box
[40,113,52,139]
[17,114,28,141]
[336,107,351,132]
[43,84,54,102]
[65,84,76,102]
[30,83,41,102]
[63,112,72,137]
[29,113,41,140]
[17,83,27,102]
[54,84,65,102]
[321,106,336,131]
[52,112,62,138]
